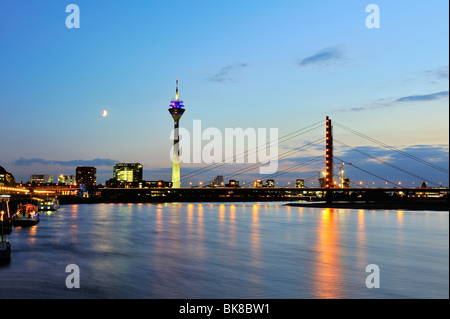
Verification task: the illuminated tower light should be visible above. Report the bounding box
[168,79,185,188]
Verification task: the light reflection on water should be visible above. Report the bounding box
[0,202,448,299]
[314,209,342,298]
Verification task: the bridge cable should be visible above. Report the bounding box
[335,139,441,187]
[257,156,323,180]
[221,137,324,180]
[180,120,325,181]
[333,121,449,174]
[334,156,400,187]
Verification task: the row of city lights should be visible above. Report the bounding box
[184,181,437,187]
[0,186,30,193]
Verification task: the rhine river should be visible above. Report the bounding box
[0,202,448,299]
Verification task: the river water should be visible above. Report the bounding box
[0,202,448,299]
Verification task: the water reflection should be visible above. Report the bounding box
[1,203,447,299]
[187,204,194,230]
[356,210,367,272]
[196,204,205,258]
[397,210,404,245]
[229,204,236,248]
[397,210,404,227]
[27,225,38,245]
[251,204,260,259]
[248,204,262,293]
[314,208,343,298]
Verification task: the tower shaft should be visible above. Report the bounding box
[325,116,334,188]
[168,79,185,188]
[172,120,181,188]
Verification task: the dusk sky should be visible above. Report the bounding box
[0,0,448,186]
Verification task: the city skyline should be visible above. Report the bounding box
[0,0,448,186]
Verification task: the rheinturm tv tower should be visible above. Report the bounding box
[168,79,185,188]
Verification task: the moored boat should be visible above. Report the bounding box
[0,240,11,261]
[12,204,40,227]
[0,200,12,234]
[1,211,11,261]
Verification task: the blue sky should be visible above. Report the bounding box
[0,0,448,186]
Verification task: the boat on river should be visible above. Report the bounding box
[12,204,40,227]
[38,197,60,211]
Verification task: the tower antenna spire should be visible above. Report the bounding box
[175,78,179,101]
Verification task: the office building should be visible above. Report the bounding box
[342,178,350,188]
[295,179,305,188]
[0,166,15,186]
[113,163,143,183]
[210,175,224,187]
[225,180,239,187]
[254,179,263,187]
[266,179,275,187]
[57,175,76,185]
[76,166,96,188]
[30,174,53,184]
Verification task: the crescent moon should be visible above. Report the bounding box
[102,110,108,117]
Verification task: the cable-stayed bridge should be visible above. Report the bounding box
[179,116,448,189]
[63,117,450,209]
[1,116,448,209]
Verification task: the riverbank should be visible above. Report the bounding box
[56,195,449,211]
[286,199,449,211]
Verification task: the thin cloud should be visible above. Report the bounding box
[425,66,449,80]
[299,45,346,67]
[395,91,449,102]
[347,107,367,112]
[338,91,448,113]
[208,63,249,83]
[13,157,119,167]
[336,100,392,113]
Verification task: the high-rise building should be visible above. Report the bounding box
[254,179,263,187]
[342,178,350,188]
[226,180,239,187]
[318,177,326,188]
[168,79,185,188]
[30,174,53,184]
[266,179,275,187]
[0,166,15,186]
[113,163,143,183]
[57,175,76,185]
[210,175,224,187]
[295,179,305,188]
[76,166,96,188]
